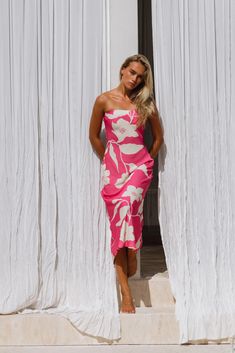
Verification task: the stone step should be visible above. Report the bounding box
[0,307,179,345]
[120,306,179,344]
[117,271,175,308]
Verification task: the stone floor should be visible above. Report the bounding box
[0,344,232,353]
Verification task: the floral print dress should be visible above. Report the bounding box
[101,109,154,257]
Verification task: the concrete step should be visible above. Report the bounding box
[120,306,179,344]
[128,271,175,308]
[0,306,179,345]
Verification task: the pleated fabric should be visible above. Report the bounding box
[152,0,235,343]
[0,0,120,340]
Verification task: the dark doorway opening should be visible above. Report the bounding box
[138,0,162,246]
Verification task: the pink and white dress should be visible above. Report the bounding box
[100,109,154,257]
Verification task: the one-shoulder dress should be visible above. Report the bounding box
[100,109,154,257]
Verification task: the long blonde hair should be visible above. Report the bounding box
[119,54,155,126]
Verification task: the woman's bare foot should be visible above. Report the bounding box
[115,248,136,314]
[121,295,136,313]
[127,249,137,277]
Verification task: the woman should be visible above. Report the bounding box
[89,54,164,314]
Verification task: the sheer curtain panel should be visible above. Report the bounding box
[152,0,235,343]
[0,0,120,340]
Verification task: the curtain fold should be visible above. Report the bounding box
[0,0,120,340]
[152,0,235,343]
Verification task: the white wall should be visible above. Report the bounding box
[109,0,138,88]
[109,0,140,277]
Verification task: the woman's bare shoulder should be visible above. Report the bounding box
[94,92,107,107]
[94,90,116,111]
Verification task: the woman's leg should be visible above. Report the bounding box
[114,248,135,313]
[127,248,137,277]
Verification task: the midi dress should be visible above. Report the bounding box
[100,109,154,257]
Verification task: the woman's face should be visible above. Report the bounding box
[121,61,146,91]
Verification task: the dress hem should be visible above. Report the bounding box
[111,239,142,257]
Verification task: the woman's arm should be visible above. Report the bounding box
[89,95,107,161]
[148,106,164,159]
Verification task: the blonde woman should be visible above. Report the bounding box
[89,54,164,313]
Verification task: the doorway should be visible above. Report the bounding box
[138,0,166,276]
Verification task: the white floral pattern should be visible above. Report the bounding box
[119,143,144,154]
[115,172,129,188]
[119,221,135,242]
[101,163,110,185]
[116,205,129,227]
[122,185,143,204]
[138,199,144,215]
[100,109,154,256]
[112,118,138,142]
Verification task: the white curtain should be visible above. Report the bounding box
[0,0,120,340]
[152,0,235,344]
